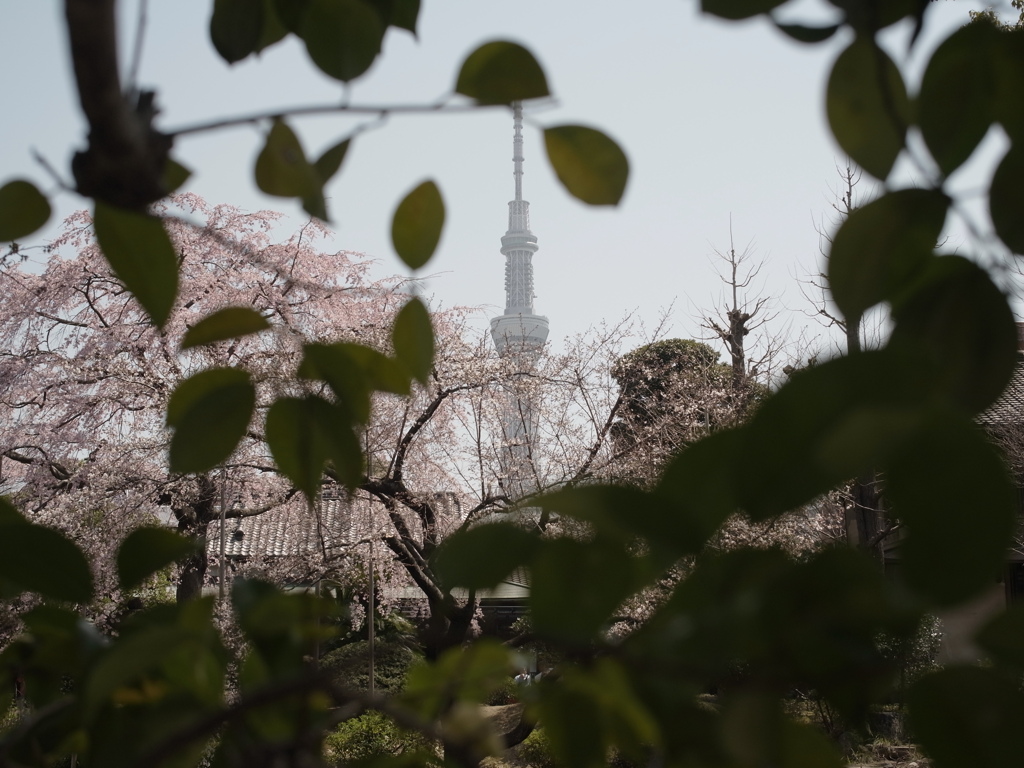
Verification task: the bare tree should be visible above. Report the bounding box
[702,221,783,391]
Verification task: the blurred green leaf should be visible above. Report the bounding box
[166,368,255,474]
[535,485,678,568]
[772,21,841,43]
[828,188,948,323]
[181,307,271,349]
[656,429,743,550]
[544,125,629,206]
[255,119,321,201]
[889,255,1017,414]
[737,351,921,519]
[918,22,998,177]
[341,343,411,395]
[993,27,1024,142]
[266,395,363,496]
[0,523,94,603]
[299,343,372,422]
[162,158,192,194]
[272,0,311,30]
[827,37,909,180]
[538,683,606,768]
[393,297,434,384]
[301,0,384,82]
[257,0,289,52]
[313,138,351,183]
[367,0,419,33]
[85,625,196,716]
[701,0,785,20]
[391,180,444,270]
[888,413,1015,606]
[977,605,1024,668]
[455,41,550,104]
[989,144,1024,255]
[433,523,538,590]
[0,179,51,242]
[908,667,1024,768]
[531,536,646,644]
[210,0,264,64]
[93,202,180,329]
[827,0,923,34]
[117,528,196,592]
[404,641,512,718]
[0,496,26,525]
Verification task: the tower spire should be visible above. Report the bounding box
[491,101,548,346]
[490,102,550,500]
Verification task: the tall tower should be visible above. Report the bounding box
[491,102,549,498]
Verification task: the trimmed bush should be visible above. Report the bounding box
[321,639,422,694]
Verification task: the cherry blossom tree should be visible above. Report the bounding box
[0,194,408,610]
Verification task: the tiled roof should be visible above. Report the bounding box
[206,496,351,559]
[978,353,1024,426]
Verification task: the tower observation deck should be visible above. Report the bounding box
[490,102,549,356]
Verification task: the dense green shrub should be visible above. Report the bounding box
[321,639,423,694]
[324,711,437,765]
[517,728,560,768]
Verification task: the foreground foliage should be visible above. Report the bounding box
[2,1,1024,767]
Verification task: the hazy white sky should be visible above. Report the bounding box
[0,0,1009,365]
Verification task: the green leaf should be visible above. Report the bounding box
[300,0,384,82]
[993,28,1024,143]
[369,0,419,33]
[0,179,51,242]
[0,496,26,526]
[888,413,1015,606]
[266,395,363,496]
[272,0,311,31]
[918,22,998,177]
[989,144,1024,255]
[265,398,325,499]
[433,523,538,590]
[826,37,909,180]
[298,342,384,422]
[544,125,629,206]
[736,351,923,519]
[391,180,444,270]
[889,255,1017,414]
[701,0,786,20]
[0,524,94,603]
[255,119,320,200]
[85,625,196,715]
[210,0,265,64]
[908,667,1024,768]
[117,527,196,592]
[828,188,948,323]
[313,138,351,183]
[392,297,434,384]
[93,202,179,329]
[655,429,743,551]
[455,41,550,104]
[181,307,271,349]
[340,343,411,395]
[976,605,1024,668]
[166,368,256,474]
[535,485,678,569]
[826,0,923,34]
[772,21,841,44]
[257,0,290,52]
[531,536,645,643]
[162,158,192,194]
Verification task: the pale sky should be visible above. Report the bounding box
[0,0,1009,367]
